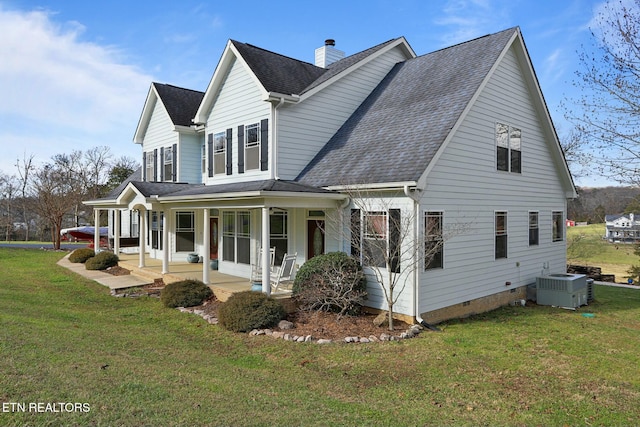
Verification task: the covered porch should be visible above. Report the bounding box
[116,252,252,302]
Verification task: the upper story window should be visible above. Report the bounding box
[163,146,173,181]
[552,211,564,242]
[213,131,226,175]
[201,144,206,175]
[145,152,154,182]
[496,123,521,173]
[245,123,260,171]
[425,211,443,270]
[529,211,539,246]
[495,211,508,259]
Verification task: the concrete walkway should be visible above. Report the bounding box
[57,254,152,290]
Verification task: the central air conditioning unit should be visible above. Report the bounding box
[536,273,588,308]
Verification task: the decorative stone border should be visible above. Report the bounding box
[176,306,425,344]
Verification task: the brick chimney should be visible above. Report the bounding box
[315,39,345,68]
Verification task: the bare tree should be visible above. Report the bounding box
[564,0,640,185]
[15,153,35,241]
[0,172,17,241]
[31,153,85,249]
[330,188,467,330]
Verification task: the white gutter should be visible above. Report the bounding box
[327,181,418,192]
[404,184,440,331]
[271,97,286,180]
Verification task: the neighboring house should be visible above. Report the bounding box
[605,213,640,243]
[85,27,577,324]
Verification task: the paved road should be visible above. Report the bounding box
[0,243,87,250]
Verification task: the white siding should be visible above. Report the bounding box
[276,47,408,180]
[417,46,568,314]
[179,133,203,183]
[142,98,177,179]
[204,58,271,185]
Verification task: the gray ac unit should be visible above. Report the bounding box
[536,273,588,308]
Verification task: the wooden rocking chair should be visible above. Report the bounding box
[250,247,276,284]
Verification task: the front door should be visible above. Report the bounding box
[307,219,325,259]
[210,217,219,260]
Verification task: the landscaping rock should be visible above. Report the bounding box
[317,339,332,344]
[278,320,294,330]
[373,312,389,327]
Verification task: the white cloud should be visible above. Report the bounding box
[0,6,152,173]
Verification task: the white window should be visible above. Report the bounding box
[201,144,206,175]
[214,131,226,175]
[245,123,260,171]
[424,211,443,270]
[529,211,539,246]
[363,211,387,268]
[163,147,173,181]
[222,211,250,264]
[176,211,194,252]
[496,123,521,173]
[270,211,288,265]
[553,211,564,242]
[495,211,507,259]
[145,152,154,182]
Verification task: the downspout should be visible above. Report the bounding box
[272,97,286,180]
[404,185,440,332]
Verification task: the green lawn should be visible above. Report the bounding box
[1,248,640,426]
[567,223,637,281]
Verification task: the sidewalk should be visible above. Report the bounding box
[57,253,151,290]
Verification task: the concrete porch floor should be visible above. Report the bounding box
[116,253,257,301]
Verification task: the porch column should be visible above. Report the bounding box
[203,208,210,284]
[93,208,100,252]
[261,207,270,295]
[138,210,146,268]
[113,210,121,255]
[162,211,169,274]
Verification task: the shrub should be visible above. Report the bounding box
[218,291,285,332]
[85,251,119,271]
[69,248,95,263]
[292,252,367,318]
[161,280,213,308]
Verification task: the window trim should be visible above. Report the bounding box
[245,122,261,171]
[222,211,251,264]
[145,152,154,182]
[163,146,173,182]
[529,211,539,246]
[552,211,564,242]
[175,211,195,253]
[213,131,226,176]
[495,211,508,259]
[424,211,444,270]
[496,122,522,174]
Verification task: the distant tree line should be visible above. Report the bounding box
[0,147,138,248]
[568,186,640,223]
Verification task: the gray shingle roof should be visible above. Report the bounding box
[230,38,404,96]
[153,83,204,126]
[231,41,326,95]
[296,28,518,187]
[155,179,335,198]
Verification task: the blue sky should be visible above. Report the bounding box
[0,0,617,186]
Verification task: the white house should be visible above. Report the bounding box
[605,213,640,243]
[85,27,577,324]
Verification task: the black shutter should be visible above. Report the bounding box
[260,118,269,171]
[159,147,164,181]
[226,128,233,175]
[142,152,147,181]
[389,209,401,273]
[207,134,213,177]
[351,209,361,259]
[237,125,245,174]
[172,143,177,182]
[153,149,158,181]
